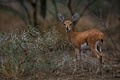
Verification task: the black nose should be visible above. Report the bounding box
[66,27,69,32]
[66,27,69,30]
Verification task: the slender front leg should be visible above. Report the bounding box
[73,48,83,74]
[75,48,80,60]
[73,48,80,74]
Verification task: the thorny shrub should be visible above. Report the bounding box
[0,25,72,79]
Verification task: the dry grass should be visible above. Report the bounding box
[0,24,120,80]
[0,0,120,79]
[0,25,72,80]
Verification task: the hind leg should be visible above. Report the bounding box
[88,41,103,74]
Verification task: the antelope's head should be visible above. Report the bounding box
[58,13,79,32]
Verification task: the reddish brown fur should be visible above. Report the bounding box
[64,19,104,73]
[69,29,104,48]
[58,13,104,73]
[64,20,104,49]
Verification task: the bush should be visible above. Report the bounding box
[0,25,72,80]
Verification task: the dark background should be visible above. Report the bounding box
[0,0,120,80]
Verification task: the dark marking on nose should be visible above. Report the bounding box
[66,27,69,32]
[66,27,69,30]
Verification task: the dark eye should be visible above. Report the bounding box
[70,24,72,25]
[64,23,65,25]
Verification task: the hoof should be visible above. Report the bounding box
[72,68,77,74]
[72,64,77,74]
[80,67,86,72]
[96,67,103,75]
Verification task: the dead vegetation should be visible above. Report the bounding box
[0,0,120,80]
[0,24,120,80]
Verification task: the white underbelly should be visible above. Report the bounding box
[80,40,102,52]
[81,43,89,49]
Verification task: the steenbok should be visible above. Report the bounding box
[58,13,104,74]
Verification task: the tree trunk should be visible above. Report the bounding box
[52,0,58,19]
[33,0,38,26]
[29,0,38,26]
[18,0,31,24]
[40,0,46,18]
[67,0,73,15]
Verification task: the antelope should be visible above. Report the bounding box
[58,13,104,74]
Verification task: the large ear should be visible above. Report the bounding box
[71,13,79,22]
[58,13,64,22]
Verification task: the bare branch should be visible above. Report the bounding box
[91,10,120,54]
[28,0,38,26]
[40,0,46,18]
[67,0,73,15]
[75,0,97,25]
[52,0,58,19]
[18,0,31,24]
[0,4,27,24]
[0,0,18,3]
[80,0,97,17]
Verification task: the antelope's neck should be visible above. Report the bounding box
[67,29,74,42]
